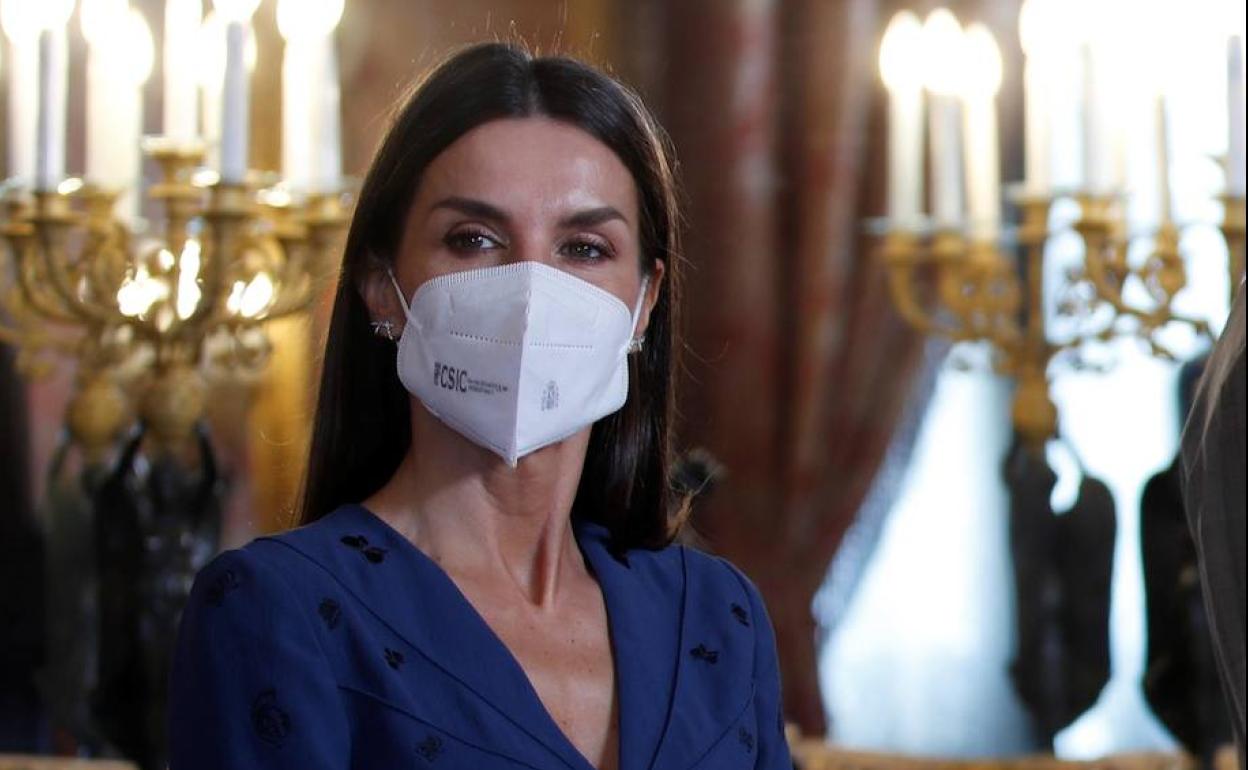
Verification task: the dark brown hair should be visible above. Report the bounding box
[298,43,687,549]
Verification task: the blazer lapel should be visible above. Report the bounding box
[573,519,682,770]
[270,504,591,770]
[645,547,757,770]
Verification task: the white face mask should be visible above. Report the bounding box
[387,261,649,466]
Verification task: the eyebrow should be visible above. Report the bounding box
[429,197,629,228]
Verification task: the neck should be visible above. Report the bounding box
[365,402,592,609]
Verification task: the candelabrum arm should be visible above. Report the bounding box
[30,195,127,327]
[186,185,250,330]
[880,231,981,343]
[8,235,82,325]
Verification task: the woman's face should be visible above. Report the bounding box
[377,117,663,335]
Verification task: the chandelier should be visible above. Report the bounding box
[0,0,350,459]
[874,1,1245,448]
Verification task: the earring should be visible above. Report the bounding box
[626,335,645,354]
[371,320,397,341]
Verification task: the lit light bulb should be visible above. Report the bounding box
[196,9,257,87]
[167,0,200,29]
[213,0,259,24]
[176,239,202,320]
[238,272,274,318]
[120,7,154,85]
[277,0,344,41]
[879,10,923,92]
[2,0,75,40]
[961,23,1003,97]
[0,0,31,41]
[79,0,126,45]
[225,279,246,315]
[117,265,171,318]
[1019,0,1053,56]
[920,8,965,96]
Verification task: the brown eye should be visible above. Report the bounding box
[561,237,612,262]
[444,230,502,253]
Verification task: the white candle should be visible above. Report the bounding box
[115,76,144,221]
[219,18,249,183]
[82,6,154,222]
[1081,43,1104,191]
[6,38,39,185]
[277,0,345,193]
[961,24,1002,241]
[1155,95,1172,224]
[1019,0,1052,194]
[116,9,154,222]
[886,89,924,223]
[213,0,260,183]
[1081,39,1126,194]
[312,39,342,192]
[1022,58,1050,194]
[1228,35,1246,196]
[35,27,68,191]
[85,43,112,185]
[164,0,202,143]
[879,11,924,224]
[930,96,964,227]
[920,9,966,228]
[196,10,225,169]
[281,38,314,191]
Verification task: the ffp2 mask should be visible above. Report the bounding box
[387,261,648,466]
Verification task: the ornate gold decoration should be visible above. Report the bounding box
[0,141,348,460]
[877,193,1245,449]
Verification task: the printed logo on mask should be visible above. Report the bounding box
[433,362,510,396]
[541,380,559,411]
[434,362,468,393]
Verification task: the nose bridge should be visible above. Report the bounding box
[503,222,556,268]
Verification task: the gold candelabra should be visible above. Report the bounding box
[0,141,349,459]
[878,193,1245,450]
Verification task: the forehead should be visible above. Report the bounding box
[414,117,638,220]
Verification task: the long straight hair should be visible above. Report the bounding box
[298,43,688,549]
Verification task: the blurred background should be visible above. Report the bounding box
[0,0,1243,768]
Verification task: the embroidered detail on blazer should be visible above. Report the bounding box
[737,726,755,752]
[730,602,750,627]
[318,598,341,630]
[415,733,445,762]
[251,689,292,747]
[341,533,388,564]
[689,643,720,664]
[204,569,240,607]
[384,647,405,670]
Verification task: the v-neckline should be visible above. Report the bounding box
[352,504,622,770]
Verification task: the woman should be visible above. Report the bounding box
[167,43,792,770]
[1182,282,1245,767]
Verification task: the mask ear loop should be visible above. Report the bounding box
[625,276,650,355]
[386,268,419,331]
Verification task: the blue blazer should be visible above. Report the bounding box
[167,504,794,769]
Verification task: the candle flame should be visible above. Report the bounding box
[879,11,924,92]
[961,24,1003,97]
[80,0,126,45]
[277,0,344,42]
[920,9,965,97]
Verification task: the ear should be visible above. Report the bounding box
[357,258,407,335]
[634,258,666,340]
